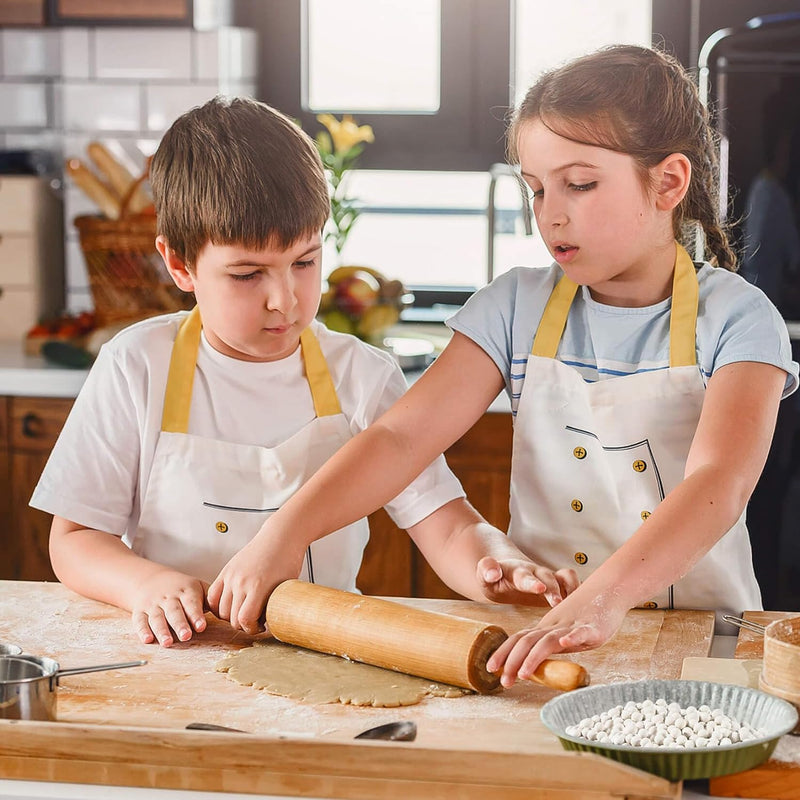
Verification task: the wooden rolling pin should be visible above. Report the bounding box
[266,580,589,693]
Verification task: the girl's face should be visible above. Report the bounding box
[518,119,677,306]
[165,234,322,362]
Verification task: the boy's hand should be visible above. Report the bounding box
[206,533,307,635]
[131,569,209,647]
[485,593,628,688]
[477,556,579,607]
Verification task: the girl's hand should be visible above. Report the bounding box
[486,595,628,687]
[477,556,579,607]
[130,569,208,647]
[206,534,306,635]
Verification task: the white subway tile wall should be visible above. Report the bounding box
[0,25,257,313]
[94,29,194,81]
[0,82,50,128]
[1,29,60,78]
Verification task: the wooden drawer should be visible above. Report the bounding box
[10,397,74,453]
[0,286,40,341]
[0,177,42,234]
[0,235,38,286]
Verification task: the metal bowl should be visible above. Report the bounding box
[540,679,798,781]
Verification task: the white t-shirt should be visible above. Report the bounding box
[31,313,464,544]
[449,260,799,418]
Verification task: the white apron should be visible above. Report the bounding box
[508,245,762,631]
[130,307,369,589]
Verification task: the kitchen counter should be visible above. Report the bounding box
[1,583,795,800]
[0,335,512,411]
[0,341,88,397]
[0,580,721,800]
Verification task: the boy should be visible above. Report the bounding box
[33,97,575,648]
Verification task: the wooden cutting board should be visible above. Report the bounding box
[707,611,800,800]
[0,580,716,799]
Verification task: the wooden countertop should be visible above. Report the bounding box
[0,581,716,799]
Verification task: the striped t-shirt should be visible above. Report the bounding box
[448,261,799,418]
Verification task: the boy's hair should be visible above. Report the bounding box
[508,45,736,271]
[150,96,330,267]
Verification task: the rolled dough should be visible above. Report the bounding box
[216,640,468,707]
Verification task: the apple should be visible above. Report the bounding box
[333,270,381,316]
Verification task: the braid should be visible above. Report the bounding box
[677,93,737,271]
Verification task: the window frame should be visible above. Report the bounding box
[237,0,511,172]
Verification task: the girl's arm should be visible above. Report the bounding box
[50,516,208,647]
[488,360,786,686]
[207,333,507,632]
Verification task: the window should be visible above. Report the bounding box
[305,0,441,113]
[238,1,652,307]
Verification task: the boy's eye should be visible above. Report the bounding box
[569,182,597,192]
[294,258,317,269]
[230,272,259,282]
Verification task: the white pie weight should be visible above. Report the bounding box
[540,679,799,780]
[566,698,763,748]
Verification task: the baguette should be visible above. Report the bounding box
[65,158,121,219]
[87,141,151,214]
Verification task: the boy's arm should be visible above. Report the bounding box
[50,516,208,647]
[488,360,785,686]
[407,497,578,606]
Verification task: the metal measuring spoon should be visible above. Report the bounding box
[354,720,417,741]
[186,720,417,741]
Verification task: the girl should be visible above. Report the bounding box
[208,46,798,686]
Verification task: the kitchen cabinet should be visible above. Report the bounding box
[5,395,72,581]
[2,391,514,599]
[360,411,513,600]
[0,177,64,343]
[47,0,192,24]
[0,0,46,24]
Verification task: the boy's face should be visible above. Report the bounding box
[162,234,322,362]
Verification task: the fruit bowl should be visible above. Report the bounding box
[318,265,411,343]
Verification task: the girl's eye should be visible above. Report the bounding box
[570,182,597,192]
[531,188,544,199]
[230,272,259,282]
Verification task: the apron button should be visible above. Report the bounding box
[215,521,229,534]
[573,446,587,459]
[640,510,651,520]
[570,499,583,512]
[632,459,647,473]
[642,601,658,609]
[574,552,588,565]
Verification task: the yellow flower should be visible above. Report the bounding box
[317,114,374,155]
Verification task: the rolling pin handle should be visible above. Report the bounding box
[527,658,590,692]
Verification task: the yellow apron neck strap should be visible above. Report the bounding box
[300,326,342,417]
[161,311,342,433]
[531,243,698,367]
[531,275,579,358]
[669,243,699,368]
[162,307,202,433]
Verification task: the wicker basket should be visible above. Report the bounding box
[73,213,195,327]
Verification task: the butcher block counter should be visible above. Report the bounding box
[0,580,723,800]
